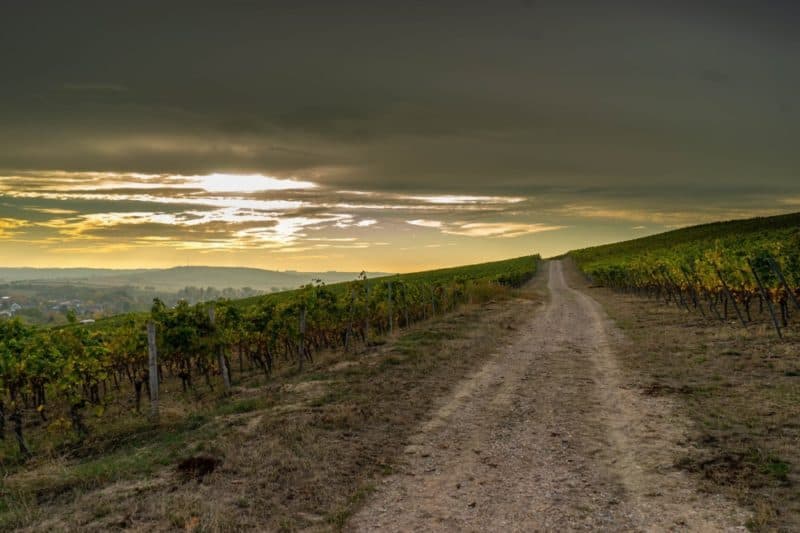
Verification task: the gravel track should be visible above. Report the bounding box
[349,260,748,532]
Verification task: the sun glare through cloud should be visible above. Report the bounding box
[1,4,799,529]
[188,173,317,193]
[0,169,573,269]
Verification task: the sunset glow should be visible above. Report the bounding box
[1,3,796,272]
[188,173,317,193]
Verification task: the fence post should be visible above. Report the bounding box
[146,321,159,420]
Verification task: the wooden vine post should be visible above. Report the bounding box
[146,320,159,421]
[298,306,307,371]
[767,255,800,311]
[747,258,782,338]
[691,267,722,321]
[680,266,705,317]
[10,409,30,458]
[344,289,355,352]
[387,281,393,335]
[208,305,231,393]
[651,269,669,304]
[661,268,689,311]
[402,283,410,327]
[713,265,747,327]
[364,277,371,342]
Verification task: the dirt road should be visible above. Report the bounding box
[350,260,748,531]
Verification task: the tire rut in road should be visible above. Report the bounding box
[349,260,748,532]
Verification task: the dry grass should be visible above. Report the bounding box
[565,260,800,531]
[1,283,541,531]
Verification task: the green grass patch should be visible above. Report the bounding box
[326,484,375,530]
[0,405,224,526]
[761,456,791,483]
[213,397,263,416]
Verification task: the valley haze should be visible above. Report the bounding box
[0,267,389,291]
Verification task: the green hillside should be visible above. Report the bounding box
[0,253,540,464]
[571,211,800,269]
[569,211,800,310]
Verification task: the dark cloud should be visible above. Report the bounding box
[0,1,797,195]
[0,167,795,268]
[0,1,798,268]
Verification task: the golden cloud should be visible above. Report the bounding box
[0,218,30,237]
[443,222,565,238]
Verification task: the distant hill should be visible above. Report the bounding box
[0,268,140,282]
[0,266,388,291]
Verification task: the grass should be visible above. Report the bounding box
[0,282,540,530]
[571,210,800,270]
[572,260,800,531]
[212,397,265,416]
[0,385,284,530]
[0,409,225,528]
[326,484,376,529]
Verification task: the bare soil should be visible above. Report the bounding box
[9,259,784,531]
[350,261,748,531]
[5,284,540,531]
[578,260,800,531]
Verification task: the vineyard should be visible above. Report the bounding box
[571,212,800,337]
[0,255,539,460]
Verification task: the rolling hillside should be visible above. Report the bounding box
[0,266,388,291]
[569,211,800,269]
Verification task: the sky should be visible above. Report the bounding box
[1,1,799,272]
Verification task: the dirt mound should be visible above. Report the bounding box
[176,455,222,482]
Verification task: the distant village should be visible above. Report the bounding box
[0,284,271,326]
[0,296,22,318]
[0,294,99,324]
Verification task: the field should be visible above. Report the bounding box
[572,212,800,337]
[569,212,800,530]
[581,271,800,530]
[0,254,539,460]
[0,255,542,530]
[3,212,800,531]
[5,2,796,530]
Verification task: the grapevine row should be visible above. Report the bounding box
[572,223,800,336]
[0,255,539,457]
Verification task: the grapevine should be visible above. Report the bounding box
[0,255,539,457]
[571,215,800,336]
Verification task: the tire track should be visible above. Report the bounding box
[349,260,748,532]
